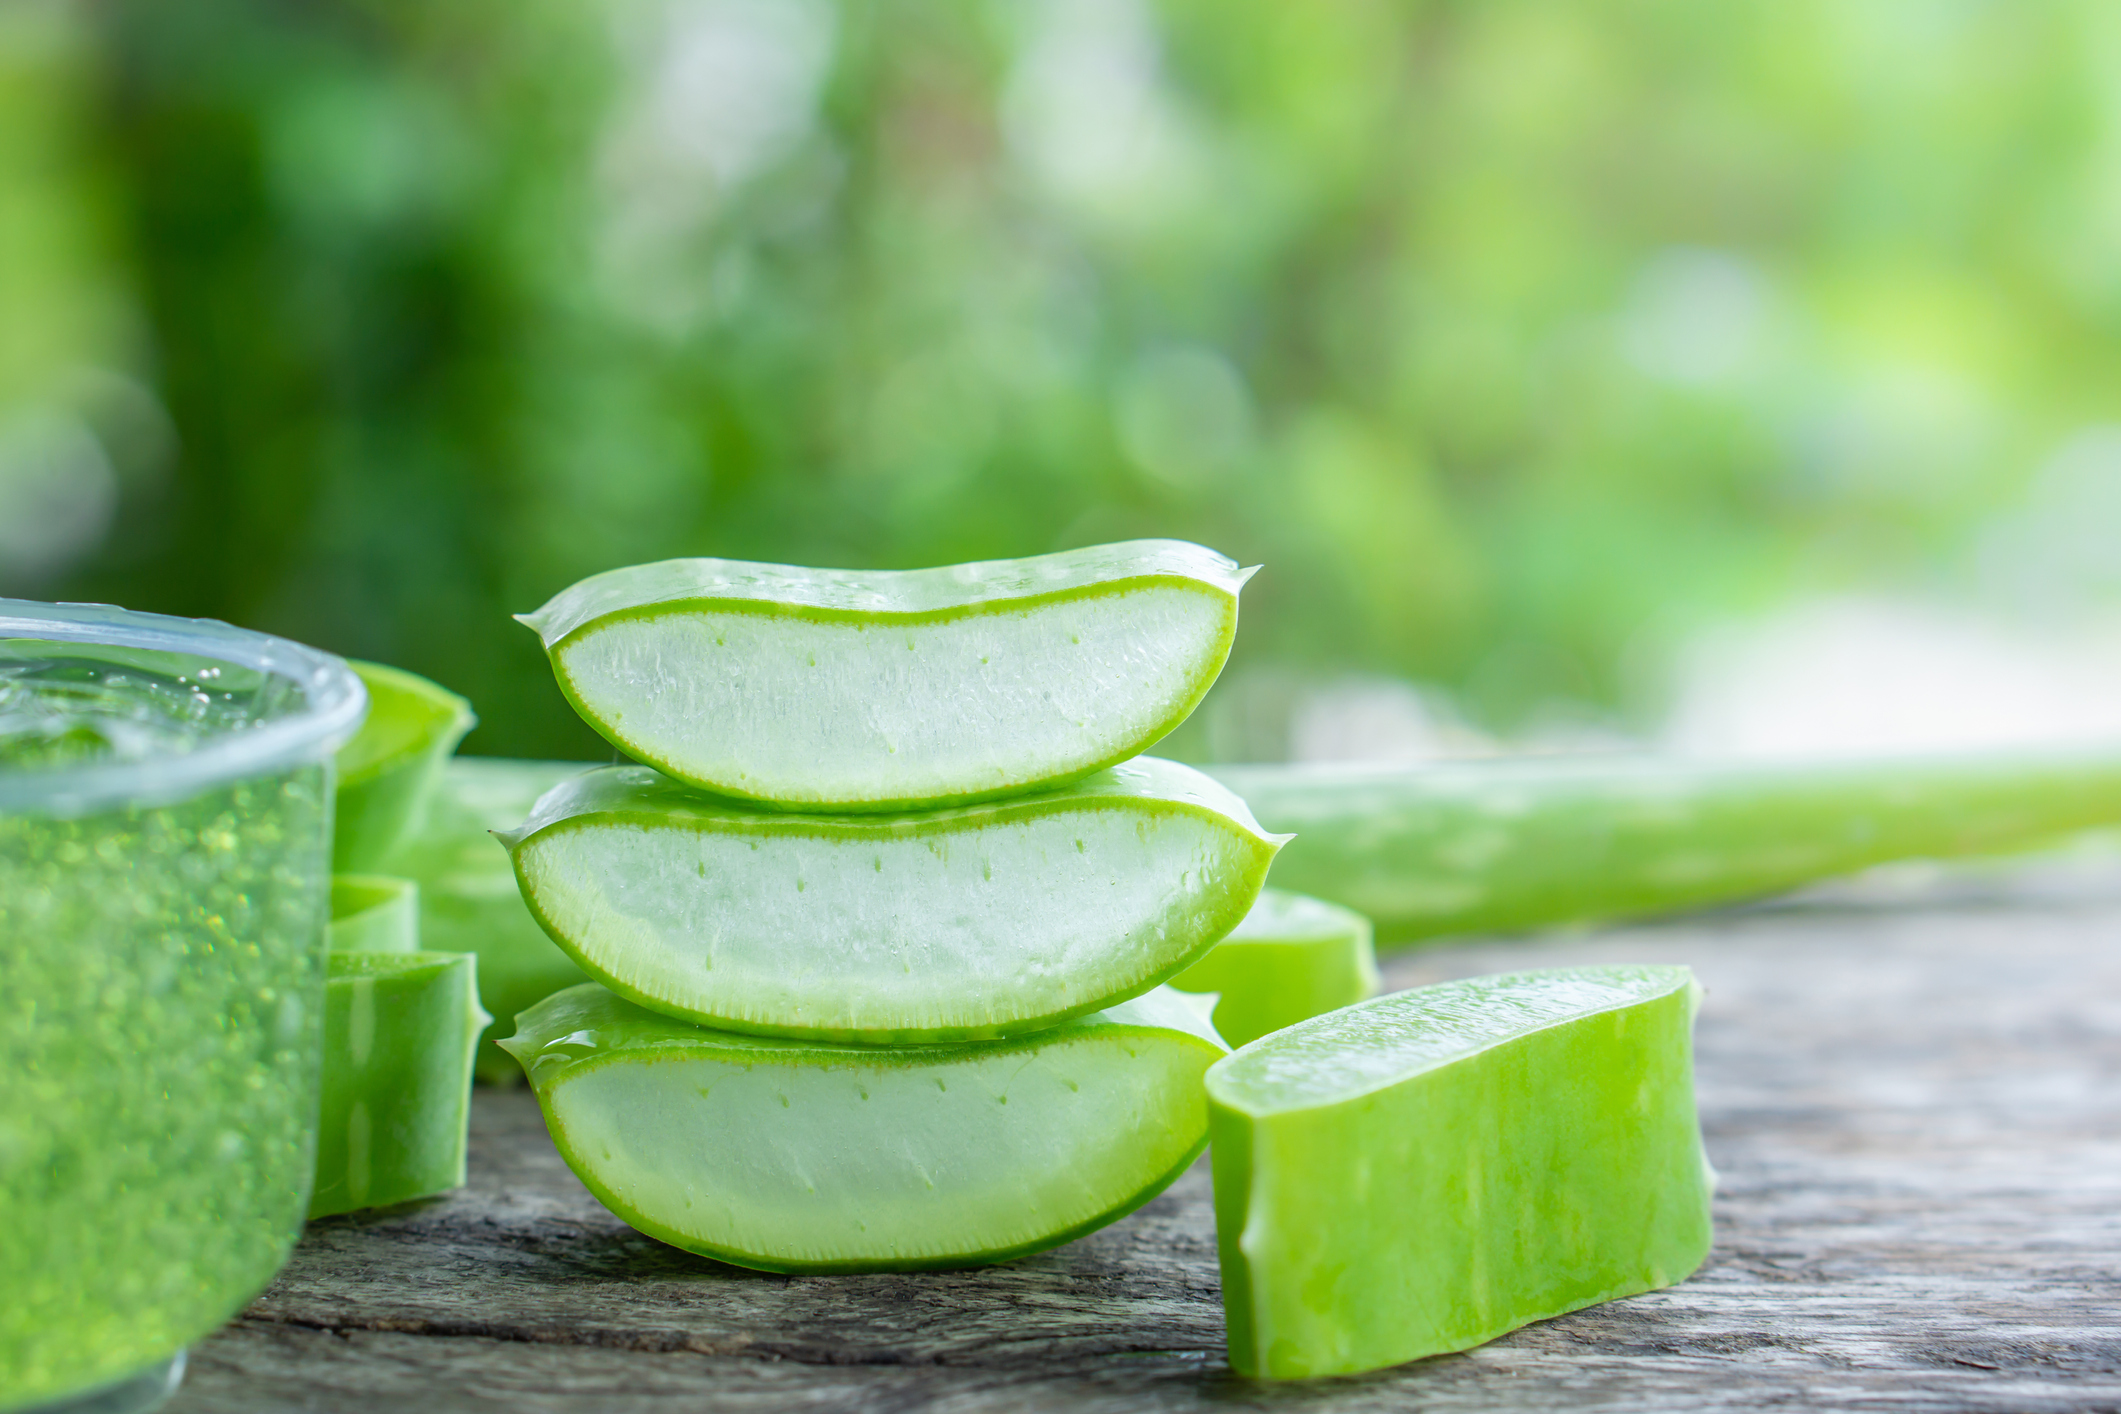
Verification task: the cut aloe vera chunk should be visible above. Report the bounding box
[503,983,1224,1271]
[1166,889,1377,1048]
[375,758,596,1082]
[1208,965,1713,1379]
[327,875,418,953]
[516,540,1252,811]
[1213,750,2121,945]
[498,757,1284,1043]
[311,951,490,1219]
[333,661,475,871]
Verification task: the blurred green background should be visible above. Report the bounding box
[7,0,2121,761]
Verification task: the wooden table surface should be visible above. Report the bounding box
[167,866,2121,1413]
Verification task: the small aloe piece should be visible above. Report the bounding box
[1165,889,1377,1048]
[327,875,418,954]
[333,661,475,872]
[1208,965,1713,1379]
[1213,750,2121,945]
[516,541,1253,812]
[375,758,596,1082]
[502,983,1225,1272]
[311,951,490,1219]
[497,757,1285,1043]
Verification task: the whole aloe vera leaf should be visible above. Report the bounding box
[1166,889,1378,1048]
[497,757,1285,1043]
[333,661,475,872]
[1212,752,2121,946]
[502,983,1224,1273]
[516,540,1252,812]
[1208,965,1712,1379]
[326,874,418,953]
[377,758,596,1081]
[311,951,490,1219]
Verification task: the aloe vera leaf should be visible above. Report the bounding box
[333,661,475,872]
[376,758,596,1081]
[1208,965,1712,1379]
[502,983,1224,1272]
[1212,751,2121,946]
[326,875,418,954]
[310,951,491,1219]
[1165,889,1378,1048]
[498,757,1285,1043]
[516,541,1252,812]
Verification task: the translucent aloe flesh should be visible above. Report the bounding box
[1208,965,1713,1380]
[311,951,490,1219]
[1166,889,1378,1048]
[327,875,418,954]
[499,757,1284,1043]
[1213,751,2121,945]
[333,661,475,872]
[503,984,1224,1272]
[374,758,595,1081]
[517,541,1252,811]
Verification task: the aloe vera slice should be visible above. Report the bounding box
[327,875,418,954]
[516,541,1252,811]
[498,757,1285,1043]
[1165,889,1377,1048]
[333,661,475,871]
[375,758,596,1081]
[1207,965,1713,1379]
[1213,750,2121,945]
[311,951,491,1219]
[502,983,1224,1271]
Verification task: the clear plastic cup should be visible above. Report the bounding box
[0,601,366,1413]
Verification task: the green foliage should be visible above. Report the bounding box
[7,0,2120,754]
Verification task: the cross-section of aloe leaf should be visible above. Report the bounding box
[498,757,1285,1043]
[327,874,418,954]
[1207,965,1713,1380]
[1166,889,1377,1048]
[333,661,475,871]
[376,758,596,1082]
[312,951,490,1219]
[516,540,1253,812]
[502,983,1224,1272]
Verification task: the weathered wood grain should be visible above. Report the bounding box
[167,873,2121,1412]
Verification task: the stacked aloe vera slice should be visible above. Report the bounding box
[499,541,1282,1271]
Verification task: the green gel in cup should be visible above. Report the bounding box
[517,540,1251,812]
[373,758,598,1082]
[497,758,1284,1043]
[310,951,490,1220]
[1165,889,1379,1048]
[332,661,474,874]
[327,875,418,953]
[0,601,363,1411]
[1214,752,2121,946]
[1206,965,1714,1380]
[503,984,1225,1272]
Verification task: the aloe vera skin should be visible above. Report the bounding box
[1166,890,1378,1049]
[1213,751,2121,946]
[517,541,1253,813]
[1208,966,1713,1380]
[375,758,597,1081]
[499,758,1285,1044]
[327,875,418,953]
[333,661,475,872]
[311,951,491,1220]
[503,984,1225,1273]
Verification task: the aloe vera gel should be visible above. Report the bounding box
[502,758,1283,1041]
[0,605,362,1410]
[519,541,1252,811]
[1207,966,1714,1379]
[505,984,1224,1271]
